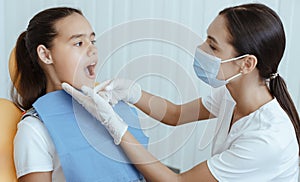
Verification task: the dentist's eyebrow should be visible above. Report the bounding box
[207,35,219,45]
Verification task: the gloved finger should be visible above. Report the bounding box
[97,91,107,98]
[62,82,85,98]
[94,79,112,93]
[81,85,95,98]
[90,90,111,107]
[105,79,117,91]
[98,91,110,102]
[99,90,118,105]
[62,82,88,104]
[109,97,119,106]
[61,82,74,94]
[99,91,118,106]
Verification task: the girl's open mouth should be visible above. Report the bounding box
[85,62,96,79]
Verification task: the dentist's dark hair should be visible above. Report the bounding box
[11,7,82,110]
[220,3,300,153]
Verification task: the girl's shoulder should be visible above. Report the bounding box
[16,115,54,152]
[17,115,45,134]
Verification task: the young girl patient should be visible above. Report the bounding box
[12,7,147,182]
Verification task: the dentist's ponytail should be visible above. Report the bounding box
[270,75,300,145]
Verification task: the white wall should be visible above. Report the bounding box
[1,0,299,172]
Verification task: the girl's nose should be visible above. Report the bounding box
[88,44,97,57]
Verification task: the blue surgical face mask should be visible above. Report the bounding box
[193,47,249,88]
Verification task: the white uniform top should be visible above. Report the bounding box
[202,86,299,181]
[14,116,66,181]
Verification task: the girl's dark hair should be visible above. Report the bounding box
[11,7,82,110]
[220,3,300,152]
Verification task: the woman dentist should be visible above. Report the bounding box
[63,3,300,181]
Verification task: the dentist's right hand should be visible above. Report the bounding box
[62,82,128,145]
[97,78,142,105]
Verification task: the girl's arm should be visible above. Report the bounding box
[18,172,51,182]
[135,91,212,126]
[120,131,217,182]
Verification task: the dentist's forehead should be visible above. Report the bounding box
[207,15,231,46]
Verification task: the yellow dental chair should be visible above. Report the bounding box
[0,48,22,182]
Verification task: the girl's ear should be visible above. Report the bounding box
[37,45,53,64]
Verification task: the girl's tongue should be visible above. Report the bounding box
[85,63,96,78]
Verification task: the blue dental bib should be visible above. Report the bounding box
[32,90,148,182]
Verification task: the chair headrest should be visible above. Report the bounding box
[9,47,20,91]
[0,98,21,182]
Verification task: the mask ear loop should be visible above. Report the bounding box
[221,54,249,63]
[220,54,249,82]
[226,72,242,82]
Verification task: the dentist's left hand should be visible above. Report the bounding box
[62,82,128,145]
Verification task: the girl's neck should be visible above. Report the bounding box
[46,82,62,93]
[44,66,62,93]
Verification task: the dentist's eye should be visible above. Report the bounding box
[75,42,83,47]
[91,40,96,45]
[209,44,217,51]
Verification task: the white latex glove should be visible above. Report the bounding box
[98,78,142,105]
[62,82,128,145]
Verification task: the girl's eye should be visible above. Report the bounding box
[75,42,83,47]
[91,40,96,45]
[91,40,96,44]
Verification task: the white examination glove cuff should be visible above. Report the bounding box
[128,83,142,104]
